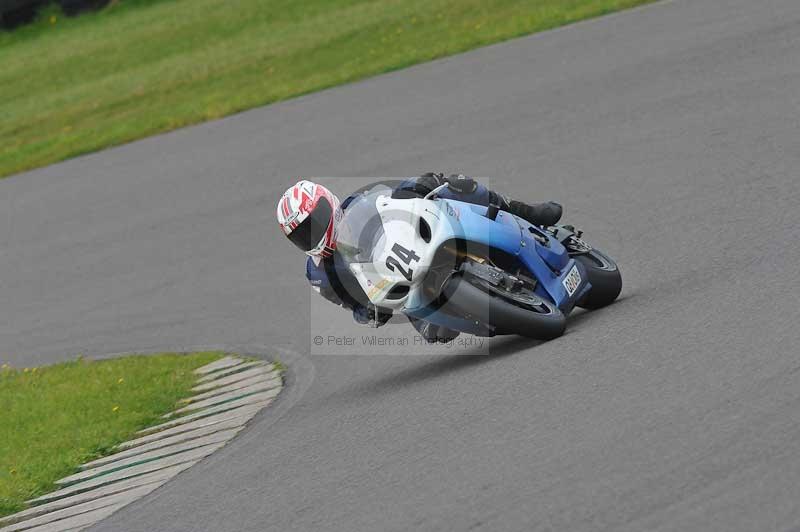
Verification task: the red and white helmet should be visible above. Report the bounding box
[277,180,342,257]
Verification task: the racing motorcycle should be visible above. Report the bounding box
[336,182,622,340]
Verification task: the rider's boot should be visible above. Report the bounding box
[506,199,563,227]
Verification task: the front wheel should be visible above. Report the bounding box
[573,249,622,309]
[441,270,566,340]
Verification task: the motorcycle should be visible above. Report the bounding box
[335,182,621,339]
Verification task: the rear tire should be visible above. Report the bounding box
[574,249,622,309]
[441,273,566,340]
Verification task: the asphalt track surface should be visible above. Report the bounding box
[3,0,800,530]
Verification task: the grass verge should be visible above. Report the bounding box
[0,0,657,179]
[0,351,223,517]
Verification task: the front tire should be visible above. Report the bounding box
[441,272,566,340]
[574,249,622,309]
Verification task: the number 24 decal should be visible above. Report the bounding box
[385,243,420,282]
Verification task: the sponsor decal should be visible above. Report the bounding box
[445,202,460,220]
[367,278,391,299]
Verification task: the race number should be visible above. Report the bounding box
[385,243,420,282]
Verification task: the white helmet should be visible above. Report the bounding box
[277,180,342,258]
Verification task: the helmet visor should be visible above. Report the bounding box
[287,197,333,252]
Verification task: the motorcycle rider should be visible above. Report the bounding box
[277,173,563,343]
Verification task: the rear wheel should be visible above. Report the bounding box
[573,248,622,309]
[441,265,566,340]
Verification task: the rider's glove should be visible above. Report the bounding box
[417,172,445,192]
[420,171,444,179]
[352,305,392,328]
[444,174,478,194]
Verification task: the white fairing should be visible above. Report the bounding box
[348,194,457,310]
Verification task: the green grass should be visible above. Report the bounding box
[272,359,287,373]
[0,0,655,178]
[0,351,223,517]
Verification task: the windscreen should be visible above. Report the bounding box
[335,185,393,265]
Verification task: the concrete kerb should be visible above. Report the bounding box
[0,353,285,532]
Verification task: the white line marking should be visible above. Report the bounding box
[84,418,249,469]
[33,444,221,504]
[60,429,241,485]
[118,402,265,450]
[166,378,281,417]
[193,356,243,375]
[1,463,193,527]
[191,364,276,392]
[195,361,266,383]
[145,393,276,432]
[10,503,127,532]
[0,484,159,532]
[184,370,281,404]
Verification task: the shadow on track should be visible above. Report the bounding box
[326,295,634,404]
[347,336,541,399]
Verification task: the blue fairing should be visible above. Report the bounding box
[405,198,591,332]
[442,200,524,256]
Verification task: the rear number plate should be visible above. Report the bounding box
[562,264,582,296]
